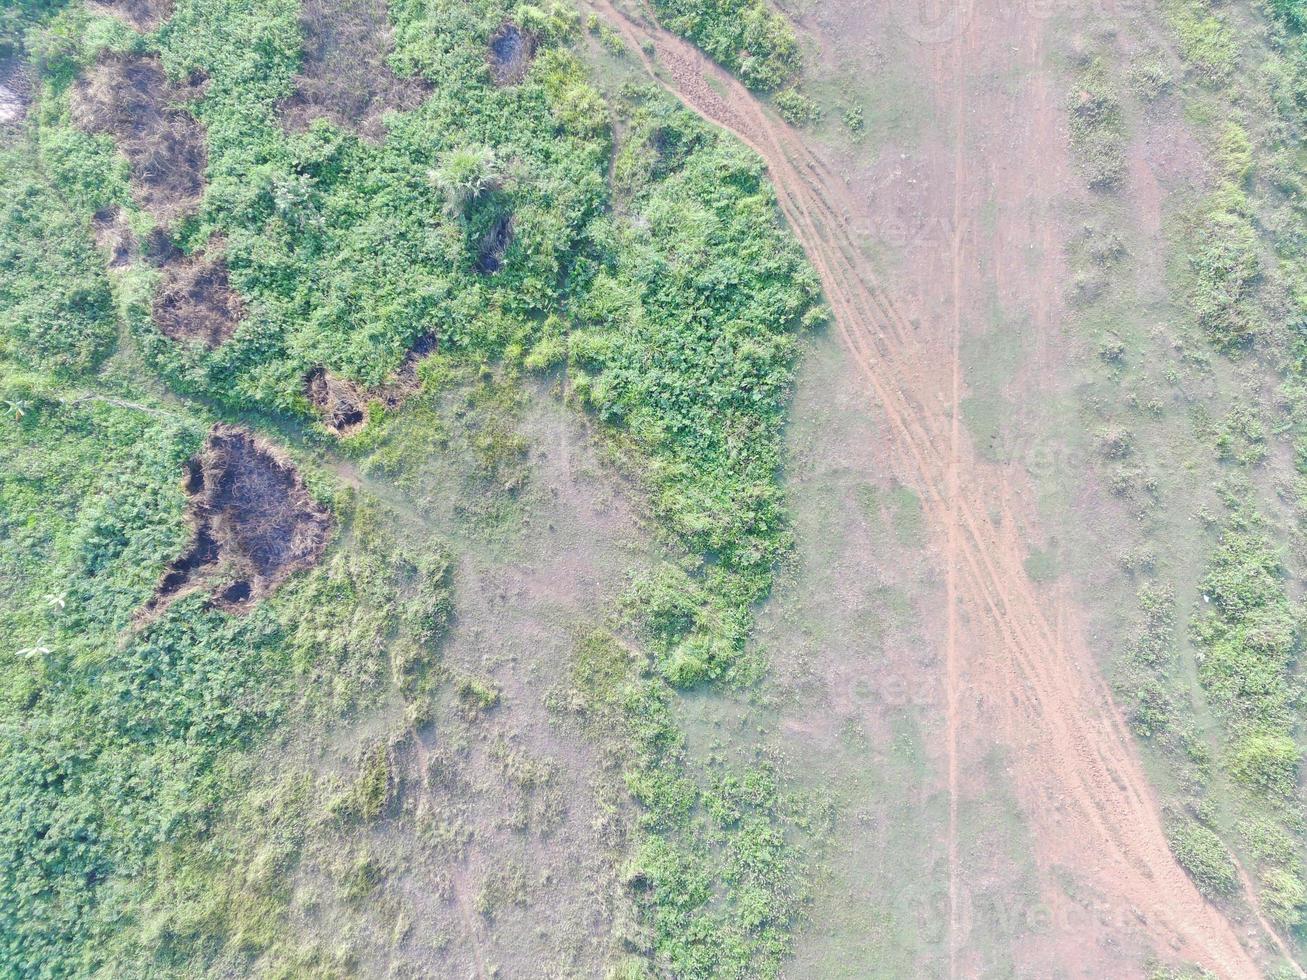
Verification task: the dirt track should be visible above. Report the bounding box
[589,0,1270,974]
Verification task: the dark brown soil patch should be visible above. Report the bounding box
[306,333,437,434]
[279,0,431,143]
[145,424,332,617]
[71,53,207,225]
[475,215,514,274]
[0,53,32,128]
[151,243,244,348]
[87,0,174,32]
[488,23,536,86]
[306,367,368,435]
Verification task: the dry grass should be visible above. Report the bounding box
[305,334,437,434]
[488,23,536,87]
[0,53,32,128]
[152,241,245,349]
[71,54,207,225]
[279,0,430,143]
[87,0,174,32]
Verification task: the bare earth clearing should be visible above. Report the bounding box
[591,0,1271,973]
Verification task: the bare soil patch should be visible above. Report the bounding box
[305,333,438,435]
[151,242,244,348]
[488,23,536,86]
[146,424,332,617]
[280,0,430,143]
[0,53,32,128]
[71,53,208,225]
[87,0,174,32]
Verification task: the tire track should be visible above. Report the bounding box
[587,1,1266,974]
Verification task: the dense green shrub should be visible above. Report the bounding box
[773,86,818,126]
[1165,817,1238,896]
[0,150,118,375]
[651,0,799,91]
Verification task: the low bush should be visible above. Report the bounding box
[1165,817,1238,896]
[1068,60,1126,190]
[651,0,800,91]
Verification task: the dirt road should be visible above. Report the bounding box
[588,0,1267,974]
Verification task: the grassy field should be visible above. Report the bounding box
[0,0,828,976]
[6,0,1307,973]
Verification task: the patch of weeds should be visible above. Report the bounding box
[455,675,501,717]
[651,0,800,91]
[1068,59,1126,190]
[340,852,384,902]
[1128,56,1174,101]
[1165,815,1238,896]
[562,629,821,978]
[773,87,818,126]
[1182,186,1263,349]
[475,863,530,918]
[841,103,865,135]
[1169,0,1239,82]
[1214,405,1267,465]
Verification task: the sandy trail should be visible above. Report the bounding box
[588,0,1265,974]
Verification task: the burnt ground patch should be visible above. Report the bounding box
[474,213,514,274]
[71,53,207,225]
[305,366,368,435]
[0,53,32,130]
[279,0,430,143]
[151,242,244,348]
[305,333,438,435]
[488,23,536,86]
[87,0,175,32]
[145,424,332,617]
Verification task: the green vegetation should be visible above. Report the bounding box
[1064,0,1307,943]
[0,152,119,374]
[772,86,819,126]
[651,0,800,90]
[563,630,824,978]
[0,0,823,974]
[1166,816,1239,897]
[1182,186,1263,348]
[1194,515,1300,795]
[1068,59,1126,190]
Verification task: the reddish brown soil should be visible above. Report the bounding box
[71,54,207,226]
[590,1,1266,975]
[488,23,537,86]
[280,0,430,143]
[87,0,174,32]
[145,424,332,617]
[305,334,438,435]
[152,242,244,349]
